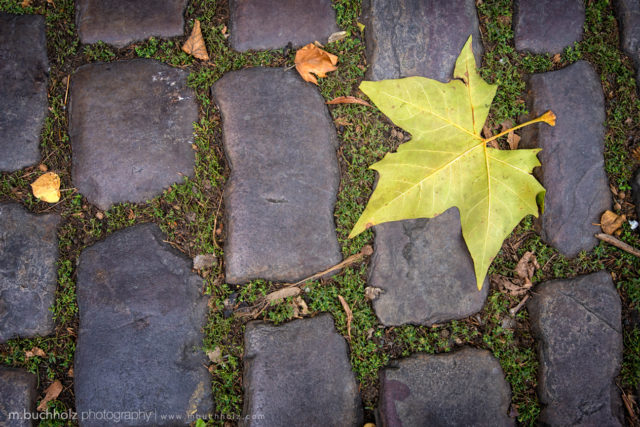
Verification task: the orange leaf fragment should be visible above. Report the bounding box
[600,210,626,235]
[326,96,372,107]
[294,43,338,85]
[25,347,46,360]
[31,172,61,203]
[182,19,210,61]
[37,380,63,411]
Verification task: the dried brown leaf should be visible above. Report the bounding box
[364,286,382,301]
[291,296,309,318]
[294,43,338,85]
[491,274,531,296]
[265,286,300,303]
[206,347,222,364]
[182,20,210,61]
[600,210,626,235]
[328,31,348,43]
[507,131,521,150]
[338,295,353,340]
[326,96,372,107]
[515,251,538,287]
[25,347,46,360]
[31,172,61,203]
[37,380,63,411]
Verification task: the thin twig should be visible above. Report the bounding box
[595,233,640,258]
[211,196,223,250]
[63,74,71,106]
[509,294,529,317]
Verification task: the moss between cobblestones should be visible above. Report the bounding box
[1,0,639,425]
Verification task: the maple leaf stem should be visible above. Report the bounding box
[482,110,556,144]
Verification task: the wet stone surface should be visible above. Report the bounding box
[362,0,483,82]
[213,68,341,284]
[0,203,60,343]
[0,367,37,427]
[369,210,488,326]
[616,0,640,89]
[0,13,49,172]
[242,314,363,426]
[514,0,585,54]
[70,59,197,210]
[521,61,610,257]
[74,224,213,425]
[229,0,338,52]
[527,271,624,426]
[379,347,514,426]
[76,0,188,48]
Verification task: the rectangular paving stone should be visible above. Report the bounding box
[362,0,488,326]
[0,367,37,426]
[379,348,514,426]
[74,224,213,425]
[521,61,611,257]
[527,271,624,425]
[212,68,341,284]
[0,13,49,172]
[242,314,363,426]
[616,0,640,90]
[229,0,339,51]
[362,0,483,82]
[76,0,188,48]
[514,0,585,54]
[69,59,198,210]
[0,203,60,343]
[369,211,488,326]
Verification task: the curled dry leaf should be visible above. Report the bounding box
[364,286,383,301]
[328,30,348,43]
[37,380,63,411]
[291,296,309,318]
[31,172,61,203]
[507,132,521,150]
[600,210,626,235]
[182,19,210,61]
[338,295,353,340]
[294,43,338,85]
[326,96,372,107]
[515,251,539,287]
[25,347,46,360]
[491,274,530,296]
[265,286,300,303]
[206,347,222,364]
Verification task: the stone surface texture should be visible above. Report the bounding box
[0,13,49,172]
[213,68,341,284]
[527,271,624,426]
[362,0,483,82]
[521,61,610,257]
[242,314,363,426]
[0,367,37,426]
[369,210,488,326]
[74,224,213,425]
[0,204,60,343]
[70,59,197,210]
[229,0,338,52]
[379,347,514,426]
[514,0,585,54]
[76,0,188,48]
[616,0,640,88]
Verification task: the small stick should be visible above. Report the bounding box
[509,294,529,317]
[64,75,71,106]
[595,233,640,258]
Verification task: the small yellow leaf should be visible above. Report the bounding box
[182,19,210,61]
[294,43,338,85]
[31,172,60,203]
[357,22,366,33]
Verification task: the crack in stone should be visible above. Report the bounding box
[557,290,620,333]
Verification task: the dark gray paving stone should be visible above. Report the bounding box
[633,168,640,219]
[242,314,363,427]
[70,59,197,210]
[527,271,624,426]
[76,0,187,48]
[379,347,514,426]
[616,0,640,89]
[369,210,488,326]
[0,13,49,172]
[229,0,339,52]
[514,0,585,54]
[213,68,341,284]
[0,367,37,426]
[74,224,213,425]
[521,61,610,257]
[0,203,60,343]
[362,0,483,82]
